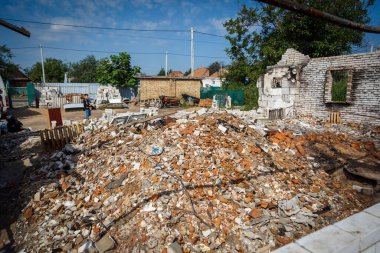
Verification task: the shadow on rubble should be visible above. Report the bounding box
[0,134,81,252]
[307,141,380,189]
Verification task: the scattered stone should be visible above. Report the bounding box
[167,241,183,253]
[95,235,115,253]
[23,207,33,220]
[78,241,97,253]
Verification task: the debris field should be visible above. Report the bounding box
[11,109,378,252]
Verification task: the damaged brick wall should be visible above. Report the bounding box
[256,49,309,119]
[297,51,380,124]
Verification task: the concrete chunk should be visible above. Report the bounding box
[167,242,182,253]
[95,235,115,253]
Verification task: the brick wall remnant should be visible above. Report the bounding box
[257,48,380,125]
[138,76,201,101]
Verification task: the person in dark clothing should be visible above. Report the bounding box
[6,115,23,132]
[83,94,91,119]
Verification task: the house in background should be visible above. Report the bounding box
[6,68,31,87]
[192,67,209,78]
[201,71,223,88]
[168,71,184,77]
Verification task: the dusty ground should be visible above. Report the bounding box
[1,104,182,131]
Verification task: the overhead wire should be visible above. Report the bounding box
[0,17,189,33]
[9,46,229,59]
[1,17,230,39]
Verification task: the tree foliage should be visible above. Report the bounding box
[0,45,20,80]
[25,58,68,83]
[223,0,373,88]
[157,67,166,76]
[96,52,141,87]
[208,61,222,75]
[69,55,98,82]
[184,68,191,76]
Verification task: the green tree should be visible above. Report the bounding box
[0,45,20,80]
[96,52,141,87]
[224,0,373,86]
[208,61,221,75]
[157,67,166,76]
[26,58,69,83]
[69,55,98,82]
[184,68,191,76]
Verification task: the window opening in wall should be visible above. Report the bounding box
[331,70,348,102]
[272,77,282,88]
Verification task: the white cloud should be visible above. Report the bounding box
[209,17,228,35]
[181,1,201,15]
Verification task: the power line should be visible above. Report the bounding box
[9,46,229,59]
[28,25,228,44]
[27,25,193,42]
[0,17,189,33]
[194,31,225,38]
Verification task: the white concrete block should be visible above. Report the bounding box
[363,203,380,218]
[376,241,380,253]
[361,244,376,253]
[296,225,358,253]
[273,243,311,253]
[334,211,380,251]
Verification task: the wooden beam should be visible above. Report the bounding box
[256,0,380,34]
[0,19,31,37]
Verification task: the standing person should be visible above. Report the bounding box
[83,94,91,119]
[0,89,3,118]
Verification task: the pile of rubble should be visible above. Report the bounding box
[96,86,122,105]
[13,109,377,252]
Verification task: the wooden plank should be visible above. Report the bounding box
[57,127,64,148]
[64,127,71,143]
[46,129,52,151]
[67,126,73,141]
[40,130,46,151]
[53,128,60,150]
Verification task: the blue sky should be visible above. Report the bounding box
[1,0,379,76]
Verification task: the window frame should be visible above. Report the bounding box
[324,68,353,104]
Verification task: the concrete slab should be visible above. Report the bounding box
[361,244,376,253]
[273,243,311,253]
[363,203,380,218]
[295,225,358,253]
[334,211,380,251]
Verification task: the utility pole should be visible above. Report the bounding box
[191,27,194,76]
[40,44,46,85]
[165,51,168,76]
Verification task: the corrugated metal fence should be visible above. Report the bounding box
[34,83,137,100]
[200,87,245,106]
[35,83,99,99]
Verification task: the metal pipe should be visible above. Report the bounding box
[256,0,380,34]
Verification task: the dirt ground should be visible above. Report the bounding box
[2,104,182,131]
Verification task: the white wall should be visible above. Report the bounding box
[202,77,222,88]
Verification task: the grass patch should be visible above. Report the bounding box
[331,70,348,102]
